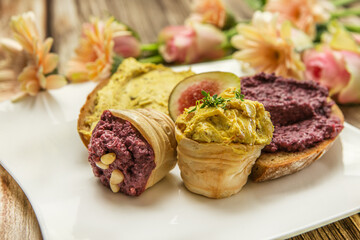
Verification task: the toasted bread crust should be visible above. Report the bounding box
[77,59,194,148]
[250,104,344,182]
[77,78,110,148]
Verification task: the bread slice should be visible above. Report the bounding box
[250,104,344,182]
[78,76,110,147]
[77,58,193,148]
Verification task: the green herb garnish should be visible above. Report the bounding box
[188,89,244,113]
[234,89,245,101]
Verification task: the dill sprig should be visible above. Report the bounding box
[188,89,244,113]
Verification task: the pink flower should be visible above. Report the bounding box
[338,51,360,104]
[113,35,141,58]
[304,47,360,103]
[304,48,349,94]
[159,26,197,63]
[158,23,226,64]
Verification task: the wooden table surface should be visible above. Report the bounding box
[0,0,360,239]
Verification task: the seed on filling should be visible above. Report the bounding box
[110,183,120,193]
[96,161,109,170]
[100,152,116,165]
[110,169,124,185]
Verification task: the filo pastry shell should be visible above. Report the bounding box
[109,109,177,190]
[175,127,265,199]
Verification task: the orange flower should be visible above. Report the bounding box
[231,11,308,80]
[16,38,67,97]
[265,0,334,38]
[66,17,140,82]
[10,12,40,53]
[8,12,66,100]
[188,0,227,29]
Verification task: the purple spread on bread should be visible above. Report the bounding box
[241,73,343,152]
[88,110,155,196]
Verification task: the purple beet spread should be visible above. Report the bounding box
[241,73,343,152]
[88,110,155,196]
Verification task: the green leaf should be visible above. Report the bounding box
[111,55,124,75]
[314,24,328,43]
[331,7,360,19]
[139,55,164,63]
[140,43,159,52]
[222,11,237,30]
[244,0,266,11]
[332,0,358,7]
[188,107,197,113]
[345,24,360,33]
[187,88,244,113]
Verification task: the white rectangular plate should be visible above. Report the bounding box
[0,60,360,240]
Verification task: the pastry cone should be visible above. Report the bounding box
[88,109,177,196]
[111,109,177,190]
[175,127,265,199]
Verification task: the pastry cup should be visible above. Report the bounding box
[175,127,265,199]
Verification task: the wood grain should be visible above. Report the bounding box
[0,0,47,38]
[340,105,360,128]
[50,0,193,73]
[0,1,46,239]
[0,165,42,240]
[0,0,360,239]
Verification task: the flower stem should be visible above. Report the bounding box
[332,0,358,7]
[223,20,250,39]
[345,24,360,33]
[221,41,233,50]
[331,8,360,18]
[244,0,266,10]
[224,27,238,39]
[220,55,233,60]
[139,55,164,63]
[140,43,159,52]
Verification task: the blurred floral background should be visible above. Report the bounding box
[1,0,360,103]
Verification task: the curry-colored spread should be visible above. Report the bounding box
[175,87,274,145]
[81,58,194,140]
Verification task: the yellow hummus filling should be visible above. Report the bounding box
[175,88,274,145]
[82,58,194,139]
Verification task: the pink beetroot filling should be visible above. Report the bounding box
[241,73,343,153]
[88,110,155,196]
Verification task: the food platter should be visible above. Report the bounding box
[0,59,360,240]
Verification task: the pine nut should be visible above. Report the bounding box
[110,183,120,193]
[95,161,109,169]
[100,152,116,165]
[110,169,124,185]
